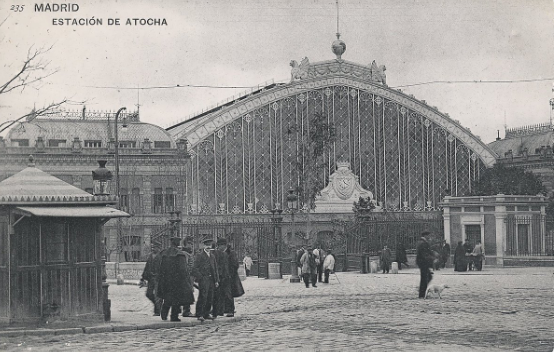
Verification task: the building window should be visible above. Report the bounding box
[11,139,29,147]
[120,188,129,212]
[153,188,163,214]
[165,188,175,212]
[118,141,136,149]
[123,235,141,262]
[154,141,171,148]
[48,139,66,147]
[130,188,141,214]
[84,140,102,148]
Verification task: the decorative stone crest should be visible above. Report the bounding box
[290,57,310,81]
[369,60,386,85]
[314,162,373,213]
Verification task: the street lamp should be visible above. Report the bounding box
[108,107,126,263]
[168,210,183,243]
[286,188,301,283]
[270,204,283,258]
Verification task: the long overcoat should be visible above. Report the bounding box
[226,248,245,297]
[300,251,317,274]
[157,247,195,306]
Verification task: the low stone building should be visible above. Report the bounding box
[442,194,551,266]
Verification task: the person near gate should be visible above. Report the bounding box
[192,238,219,321]
[380,245,392,274]
[313,246,326,283]
[295,246,306,282]
[463,239,473,270]
[300,245,318,288]
[395,241,409,270]
[213,238,230,318]
[243,253,253,277]
[157,237,195,322]
[454,241,468,272]
[472,240,485,271]
[416,231,435,299]
[139,246,162,316]
[225,241,245,317]
[322,249,336,284]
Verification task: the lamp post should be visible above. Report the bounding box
[168,210,183,245]
[109,107,126,264]
[287,188,301,283]
[270,204,283,258]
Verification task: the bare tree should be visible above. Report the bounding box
[0,16,83,133]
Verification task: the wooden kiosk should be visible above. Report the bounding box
[0,157,129,324]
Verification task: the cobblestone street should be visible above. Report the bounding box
[1,267,553,351]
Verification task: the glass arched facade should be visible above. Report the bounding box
[175,62,495,215]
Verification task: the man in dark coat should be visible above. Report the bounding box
[140,246,162,316]
[225,242,244,317]
[395,241,408,270]
[454,241,468,272]
[416,232,435,298]
[442,241,451,269]
[181,237,195,317]
[192,238,219,322]
[380,245,392,274]
[213,238,230,318]
[463,239,473,270]
[157,237,195,322]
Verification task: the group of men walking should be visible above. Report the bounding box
[140,236,244,322]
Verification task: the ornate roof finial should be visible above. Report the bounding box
[332,0,346,59]
[28,155,35,167]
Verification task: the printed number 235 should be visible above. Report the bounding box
[11,5,25,12]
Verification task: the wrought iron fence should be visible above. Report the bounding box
[505,215,554,256]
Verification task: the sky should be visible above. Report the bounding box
[1,0,553,144]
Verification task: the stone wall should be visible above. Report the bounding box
[106,262,146,280]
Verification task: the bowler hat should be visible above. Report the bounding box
[216,238,228,246]
[202,238,214,246]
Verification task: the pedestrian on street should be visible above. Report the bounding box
[454,241,468,272]
[463,239,473,270]
[300,246,318,288]
[225,242,245,317]
[192,238,219,322]
[213,238,230,318]
[380,245,392,274]
[472,240,485,271]
[157,237,195,322]
[314,246,326,282]
[181,237,195,317]
[416,231,435,299]
[243,253,253,277]
[139,246,162,316]
[442,241,451,269]
[395,241,409,270]
[322,249,335,283]
[296,247,305,283]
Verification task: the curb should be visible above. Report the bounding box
[0,316,243,338]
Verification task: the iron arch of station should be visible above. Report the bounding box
[172,60,498,215]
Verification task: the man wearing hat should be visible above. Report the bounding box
[192,238,219,321]
[157,237,195,321]
[139,246,162,316]
[181,236,195,317]
[213,238,230,318]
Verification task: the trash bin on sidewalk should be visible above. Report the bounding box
[267,262,281,279]
[391,262,399,274]
[370,261,378,273]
